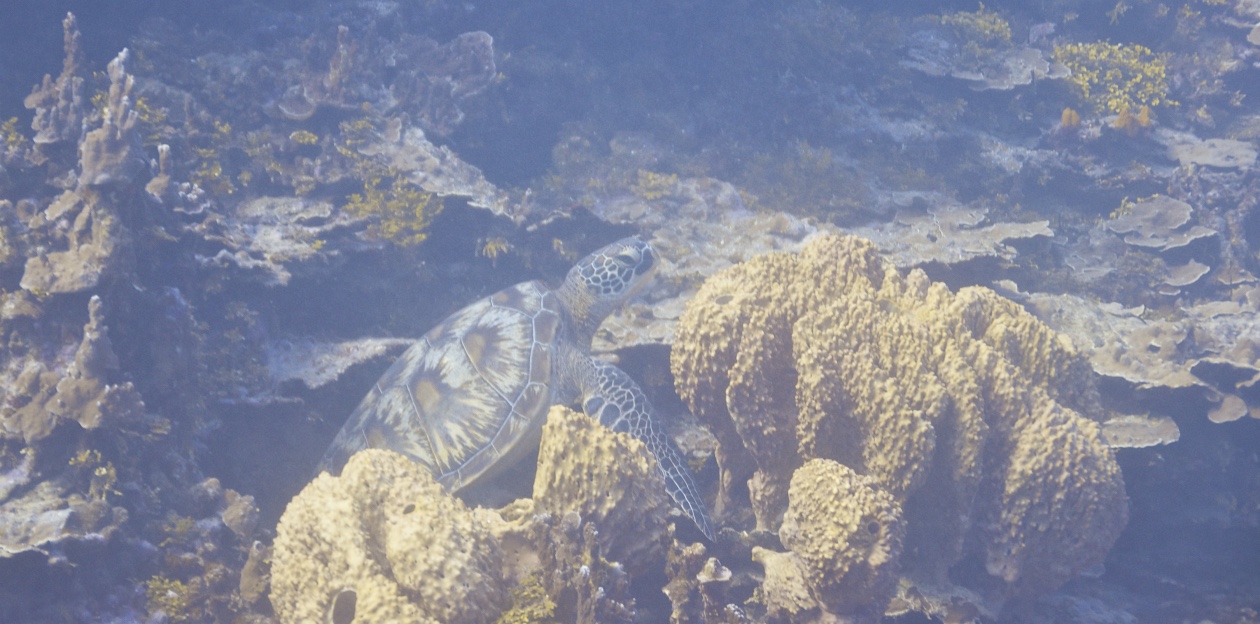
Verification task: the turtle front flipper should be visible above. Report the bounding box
[581,360,715,540]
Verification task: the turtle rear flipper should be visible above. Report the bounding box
[582,359,715,541]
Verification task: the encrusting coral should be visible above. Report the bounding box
[671,233,1127,608]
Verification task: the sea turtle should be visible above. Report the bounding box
[317,236,713,539]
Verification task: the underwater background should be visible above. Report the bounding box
[1,0,1259,622]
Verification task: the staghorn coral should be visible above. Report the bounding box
[671,233,1127,607]
[270,448,508,624]
[755,459,905,624]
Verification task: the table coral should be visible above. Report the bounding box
[671,233,1127,607]
[271,448,507,624]
[903,6,1067,91]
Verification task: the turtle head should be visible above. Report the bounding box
[559,236,657,339]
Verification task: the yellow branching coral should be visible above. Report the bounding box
[1052,41,1176,115]
[343,174,444,247]
[671,234,1126,603]
[631,169,679,201]
[336,116,445,247]
[934,3,1012,45]
[928,3,1013,68]
[2,117,29,152]
[190,120,237,196]
[288,129,318,145]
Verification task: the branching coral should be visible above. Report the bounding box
[337,117,446,247]
[932,3,1013,64]
[671,234,1126,607]
[1053,41,1175,115]
[79,49,143,188]
[2,296,144,443]
[23,13,87,147]
[342,173,444,247]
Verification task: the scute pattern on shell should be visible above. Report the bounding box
[320,280,563,490]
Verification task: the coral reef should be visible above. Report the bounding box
[2,296,145,443]
[903,5,1068,91]
[1,1,1257,621]
[23,14,87,147]
[279,27,495,136]
[192,195,360,285]
[264,337,414,391]
[1105,194,1216,252]
[1028,290,1260,424]
[18,46,145,296]
[362,122,519,221]
[533,405,670,573]
[341,173,445,247]
[1167,136,1258,169]
[1052,42,1175,115]
[271,448,507,624]
[754,459,904,623]
[273,406,678,623]
[848,198,1053,268]
[78,49,143,188]
[671,234,1127,609]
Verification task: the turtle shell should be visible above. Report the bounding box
[319,280,562,490]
